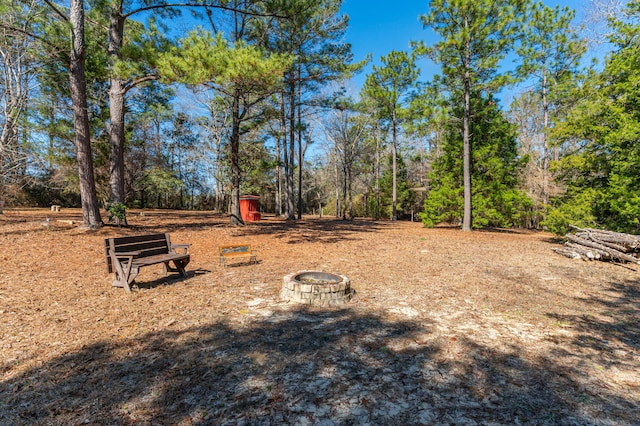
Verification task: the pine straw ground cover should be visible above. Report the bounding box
[0,208,638,426]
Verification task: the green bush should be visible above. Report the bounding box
[543,190,598,235]
[107,202,127,225]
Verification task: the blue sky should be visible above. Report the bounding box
[339,0,587,94]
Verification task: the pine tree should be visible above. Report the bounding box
[421,94,532,228]
[260,0,358,220]
[158,30,291,224]
[515,1,585,205]
[419,0,527,230]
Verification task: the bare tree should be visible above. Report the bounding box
[324,108,370,220]
[584,0,626,48]
[509,90,546,201]
[193,89,231,213]
[1,0,101,226]
[0,0,39,211]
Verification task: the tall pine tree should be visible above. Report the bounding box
[421,94,531,228]
[419,0,527,230]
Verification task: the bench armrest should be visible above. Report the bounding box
[171,243,191,254]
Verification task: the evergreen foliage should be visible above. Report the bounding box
[421,94,532,228]
[2,0,640,234]
[547,1,640,234]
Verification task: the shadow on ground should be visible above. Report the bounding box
[2,286,639,425]
[547,278,640,366]
[231,218,393,245]
[99,214,394,245]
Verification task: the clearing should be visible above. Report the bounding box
[1,209,638,425]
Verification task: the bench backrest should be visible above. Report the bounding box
[105,233,172,273]
[219,244,251,256]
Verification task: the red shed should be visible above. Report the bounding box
[239,195,261,222]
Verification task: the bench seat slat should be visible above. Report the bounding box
[133,253,189,266]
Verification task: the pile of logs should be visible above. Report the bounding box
[553,226,640,264]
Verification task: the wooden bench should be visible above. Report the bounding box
[105,233,191,293]
[219,244,257,266]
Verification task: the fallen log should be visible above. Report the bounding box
[575,231,630,253]
[565,242,608,260]
[552,247,581,260]
[565,234,640,264]
[570,226,640,250]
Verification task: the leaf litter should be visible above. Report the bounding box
[0,208,638,425]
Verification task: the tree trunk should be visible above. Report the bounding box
[346,165,353,220]
[541,69,549,205]
[462,24,472,232]
[285,78,296,220]
[462,78,472,231]
[296,62,303,220]
[334,158,340,218]
[108,79,126,204]
[70,0,102,229]
[108,8,127,205]
[275,134,282,216]
[229,94,243,225]
[341,164,347,219]
[275,95,284,216]
[391,114,398,221]
[375,125,380,220]
[278,90,287,217]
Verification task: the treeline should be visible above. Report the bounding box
[1,0,639,234]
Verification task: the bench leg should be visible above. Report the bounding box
[164,258,190,277]
[126,266,140,291]
[111,259,140,293]
[112,262,139,293]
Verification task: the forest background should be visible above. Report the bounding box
[1,0,639,234]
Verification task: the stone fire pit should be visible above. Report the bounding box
[280,271,353,306]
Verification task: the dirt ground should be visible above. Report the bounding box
[1,208,638,425]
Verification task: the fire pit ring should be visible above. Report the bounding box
[281,271,353,306]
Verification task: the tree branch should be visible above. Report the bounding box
[123,2,287,20]
[124,74,160,93]
[42,0,69,23]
